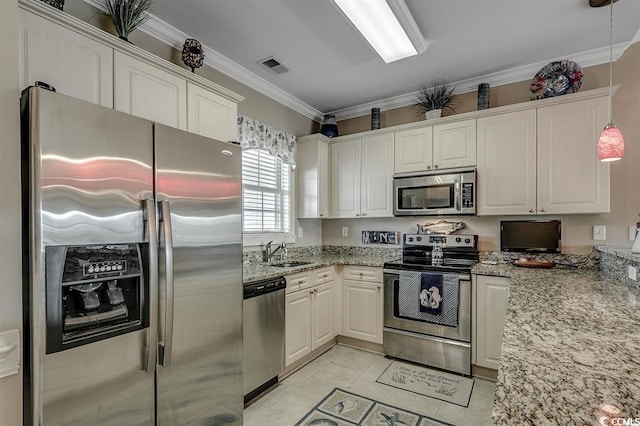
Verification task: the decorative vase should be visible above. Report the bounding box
[182,38,205,73]
[41,0,64,10]
[320,114,338,138]
[477,83,490,110]
[371,108,380,130]
[425,109,442,120]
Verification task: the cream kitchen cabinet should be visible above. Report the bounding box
[537,96,610,214]
[331,133,394,218]
[342,266,383,344]
[477,110,537,215]
[297,134,330,218]
[114,51,187,129]
[394,127,433,174]
[394,119,475,174]
[477,95,610,215]
[18,8,113,107]
[285,269,335,366]
[186,82,237,141]
[473,275,510,370]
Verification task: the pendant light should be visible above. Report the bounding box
[597,0,624,162]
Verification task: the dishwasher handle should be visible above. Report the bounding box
[243,277,286,300]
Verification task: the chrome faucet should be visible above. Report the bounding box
[263,240,287,263]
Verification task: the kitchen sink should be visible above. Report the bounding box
[269,261,312,267]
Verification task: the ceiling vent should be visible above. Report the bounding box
[259,56,289,74]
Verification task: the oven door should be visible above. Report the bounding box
[383,269,470,342]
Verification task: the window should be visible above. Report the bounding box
[242,149,292,243]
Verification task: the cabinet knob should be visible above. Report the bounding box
[314,288,318,293]
[377,285,381,291]
[529,209,534,213]
[309,290,314,294]
[323,273,328,278]
[320,213,324,217]
[359,272,363,276]
[362,213,367,216]
[426,165,431,170]
[298,280,303,284]
[356,213,360,217]
[434,164,439,169]
[540,208,545,213]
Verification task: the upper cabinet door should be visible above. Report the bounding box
[114,51,186,129]
[477,110,537,216]
[537,96,610,214]
[331,139,361,218]
[394,127,433,174]
[433,119,477,170]
[186,82,237,142]
[361,133,394,218]
[18,9,113,107]
[296,135,330,218]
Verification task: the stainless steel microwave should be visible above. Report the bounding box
[393,169,476,216]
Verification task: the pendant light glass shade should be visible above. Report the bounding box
[597,0,624,162]
[597,124,625,161]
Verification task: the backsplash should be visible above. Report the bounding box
[243,245,401,264]
[596,246,640,290]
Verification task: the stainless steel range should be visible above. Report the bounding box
[383,233,478,376]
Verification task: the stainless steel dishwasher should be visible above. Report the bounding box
[243,276,286,404]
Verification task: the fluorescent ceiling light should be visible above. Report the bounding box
[333,0,427,63]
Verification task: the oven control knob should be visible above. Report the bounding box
[455,237,461,243]
[106,266,112,271]
[464,238,471,244]
[416,237,421,241]
[408,237,414,242]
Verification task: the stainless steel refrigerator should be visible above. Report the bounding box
[21,87,243,425]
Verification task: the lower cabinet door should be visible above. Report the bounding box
[342,279,383,344]
[475,275,511,370]
[285,289,312,366]
[312,282,335,348]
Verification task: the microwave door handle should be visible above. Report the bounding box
[143,198,158,373]
[455,181,461,211]
[159,200,175,367]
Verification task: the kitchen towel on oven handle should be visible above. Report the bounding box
[398,271,459,327]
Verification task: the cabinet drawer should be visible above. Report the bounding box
[343,265,382,282]
[314,267,334,285]
[285,271,313,294]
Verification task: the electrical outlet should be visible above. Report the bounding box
[298,227,303,238]
[630,226,638,241]
[341,226,348,237]
[629,266,637,281]
[593,225,606,241]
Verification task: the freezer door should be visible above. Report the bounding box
[23,88,155,425]
[154,124,243,425]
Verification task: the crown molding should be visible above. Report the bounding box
[329,42,629,120]
[81,0,633,123]
[81,0,324,122]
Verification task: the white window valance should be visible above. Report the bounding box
[237,114,296,165]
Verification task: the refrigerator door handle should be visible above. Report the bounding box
[159,200,175,367]
[143,198,159,373]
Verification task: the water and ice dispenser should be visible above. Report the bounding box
[45,244,149,353]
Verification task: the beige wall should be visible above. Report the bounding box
[328,45,640,253]
[0,0,23,424]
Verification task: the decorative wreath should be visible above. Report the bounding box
[182,38,205,73]
[529,60,583,100]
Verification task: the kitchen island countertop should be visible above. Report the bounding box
[476,264,640,425]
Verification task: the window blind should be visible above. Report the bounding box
[242,149,290,233]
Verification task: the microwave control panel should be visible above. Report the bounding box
[462,183,474,208]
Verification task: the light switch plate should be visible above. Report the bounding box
[0,329,20,379]
[629,266,637,281]
[593,225,606,241]
[297,227,303,238]
[341,226,348,237]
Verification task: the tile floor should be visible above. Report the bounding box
[244,344,496,426]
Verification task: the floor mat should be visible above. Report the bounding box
[376,361,474,408]
[295,387,452,426]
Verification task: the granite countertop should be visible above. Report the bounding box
[243,252,399,283]
[475,264,640,424]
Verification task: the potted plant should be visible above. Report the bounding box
[413,80,458,120]
[105,0,153,43]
